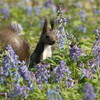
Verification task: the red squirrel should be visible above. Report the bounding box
[29,18,56,68]
[0,19,56,68]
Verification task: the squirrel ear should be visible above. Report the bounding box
[43,18,48,32]
[50,18,55,30]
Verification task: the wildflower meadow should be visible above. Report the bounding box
[0,0,100,100]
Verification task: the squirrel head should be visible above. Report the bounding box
[40,18,56,45]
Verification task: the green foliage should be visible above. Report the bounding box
[0,0,100,100]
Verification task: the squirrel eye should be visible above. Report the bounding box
[45,35,49,39]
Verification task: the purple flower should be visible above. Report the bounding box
[87,60,96,74]
[2,45,20,77]
[44,0,56,13]
[0,5,10,18]
[0,2,4,5]
[5,44,19,64]
[47,89,63,100]
[92,28,100,69]
[13,71,21,83]
[2,45,19,65]
[30,71,36,81]
[79,10,86,22]
[10,84,29,99]
[34,6,41,15]
[88,60,94,68]
[38,84,43,90]
[45,0,54,6]
[0,77,4,84]
[35,64,50,83]
[0,67,4,75]
[1,45,33,98]
[56,31,66,48]
[19,64,31,82]
[2,45,22,84]
[53,61,71,82]
[70,44,84,61]
[81,68,93,79]
[26,6,33,16]
[56,5,67,48]
[93,9,100,15]
[65,77,75,88]
[83,83,96,100]
[75,25,87,33]
[2,45,32,84]
[56,5,74,49]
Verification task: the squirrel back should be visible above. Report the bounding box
[0,24,30,61]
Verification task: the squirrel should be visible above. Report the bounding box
[0,18,56,68]
[0,22,30,61]
[29,18,56,68]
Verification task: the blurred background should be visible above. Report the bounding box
[0,0,100,49]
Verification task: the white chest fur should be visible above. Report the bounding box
[42,45,52,60]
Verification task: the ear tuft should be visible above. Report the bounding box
[50,18,55,30]
[43,18,48,32]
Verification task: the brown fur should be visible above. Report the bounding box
[0,25,30,61]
